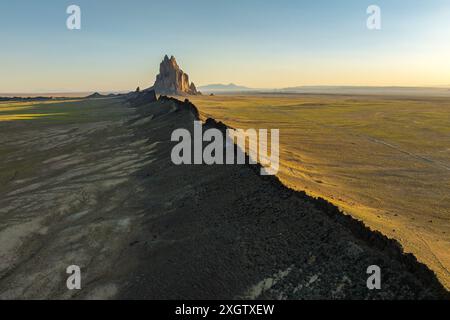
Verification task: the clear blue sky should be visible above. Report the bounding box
[1,0,449,92]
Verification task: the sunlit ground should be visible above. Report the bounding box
[190,93,450,289]
[0,100,75,121]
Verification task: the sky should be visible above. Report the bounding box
[1,0,450,93]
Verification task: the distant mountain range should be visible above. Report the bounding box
[198,83,254,92]
[5,85,450,99]
[198,84,450,97]
[275,86,450,96]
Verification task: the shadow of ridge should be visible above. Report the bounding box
[159,94,449,298]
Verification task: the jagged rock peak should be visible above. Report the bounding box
[152,55,201,96]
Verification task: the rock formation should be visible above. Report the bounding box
[150,55,200,95]
[127,89,157,107]
[86,92,103,99]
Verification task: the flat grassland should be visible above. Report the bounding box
[189,94,450,289]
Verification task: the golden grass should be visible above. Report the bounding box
[189,93,450,289]
[0,113,66,121]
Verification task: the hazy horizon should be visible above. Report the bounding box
[2,85,450,96]
[1,0,450,92]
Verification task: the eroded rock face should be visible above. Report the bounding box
[152,55,200,95]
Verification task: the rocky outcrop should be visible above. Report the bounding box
[86,92,104,99]
[85,92,118,99]
[127,89,157,107]
[150,55,200,96]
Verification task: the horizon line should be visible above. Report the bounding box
[2,84,450,96]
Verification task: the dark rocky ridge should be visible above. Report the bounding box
[85,92,119,99]
[143,96,449,299]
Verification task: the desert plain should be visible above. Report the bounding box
[190,93,450,289]
[0,94,448,298]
